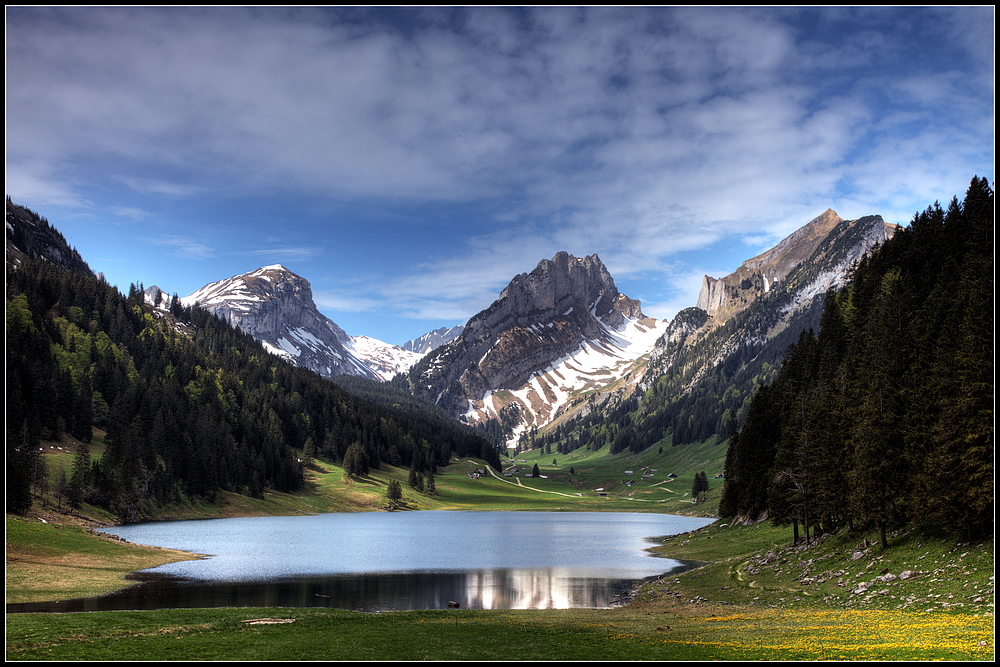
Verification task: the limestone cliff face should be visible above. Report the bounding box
[643,211,900,394]
[462,252,646,389]
[696,209,844,323]
[408,251,660,427]
[182,265,380,379]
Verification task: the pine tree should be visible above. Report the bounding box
[386,479,403,508]
[692,471,709,502]
[343,441,368,478]
[68,441,93,508]
[302,436,315,468]
[847,269,910,549]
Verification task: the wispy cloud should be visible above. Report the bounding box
[245,246,325,263]
[147,235,216,260]
[5,6,993,340]
[116,176,203,198]
[109,206,154,222]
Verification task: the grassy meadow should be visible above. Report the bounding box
[6,433,994,661]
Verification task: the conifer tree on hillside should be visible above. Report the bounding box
[720,176,994,544]
[5,234,499,519]
[692,471,709,502]
[718,382,780,522]
[386,479,403,509]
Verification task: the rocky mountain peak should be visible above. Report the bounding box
[182,265,381,379]
[643,211,899,398]
[184,264,349,344]
[181,264,429,381]
[696,209,845,322]
[482,252,644,341]
[402,325,465,354]
[409,251,662,443]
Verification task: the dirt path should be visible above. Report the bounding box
[486,467,583,498]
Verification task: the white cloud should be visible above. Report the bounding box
[5,167,90,210]
[5,7,993,334]
[245,246,325,262]
[109,206,154,222]
[147,235,216,260]
[116,176,203,198]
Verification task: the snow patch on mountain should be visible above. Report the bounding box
[347,335,424,381]
[402,325,464,354]
[463,310,664,446]
[180,264,429,381]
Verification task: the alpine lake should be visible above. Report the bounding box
[8,511,714,613]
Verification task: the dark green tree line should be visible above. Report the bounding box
[6,243,498,520]
[720,176,994,543]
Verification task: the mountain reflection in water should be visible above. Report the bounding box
[7,564,702,614]
[8,511,713,613]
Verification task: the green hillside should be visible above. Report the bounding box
[5,251,499,523]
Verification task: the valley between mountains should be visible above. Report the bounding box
[6,180,994,662]
[7,178,991,540]
[163,208,894,451]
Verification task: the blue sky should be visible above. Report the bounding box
[6,6,994,345]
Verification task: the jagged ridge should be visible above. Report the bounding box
[696,209,843,322]
[182,265,408,380]
[408,251,663,444]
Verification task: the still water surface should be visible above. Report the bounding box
[10,511,713,613]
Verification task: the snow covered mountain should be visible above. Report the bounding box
[346,335,423,381]
[402,325,464,354]
[406,252,664,445]
[181,265,421,381]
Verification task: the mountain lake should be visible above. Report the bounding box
[7,511,714,613]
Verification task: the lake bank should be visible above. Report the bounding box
[4,514,205,605]
[9,511,714,613]
[6,496,993,661]
[6,519,994,660]
[7,452,721,606]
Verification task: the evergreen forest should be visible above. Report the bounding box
[6,255,499,521]
[719,176,994,543]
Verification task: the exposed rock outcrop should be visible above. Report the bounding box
[402,325,464,354]
[408,252,662,439]
[6,198,94,277]
[182,265,383,379]
[639,212,900,429]
[696,209,845,323]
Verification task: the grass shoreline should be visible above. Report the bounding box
[7,450,994,660]
[6,514,994,661]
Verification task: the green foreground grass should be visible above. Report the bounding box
[6,437,995,661]
[6,518,994,661]
[6,603,994,661]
